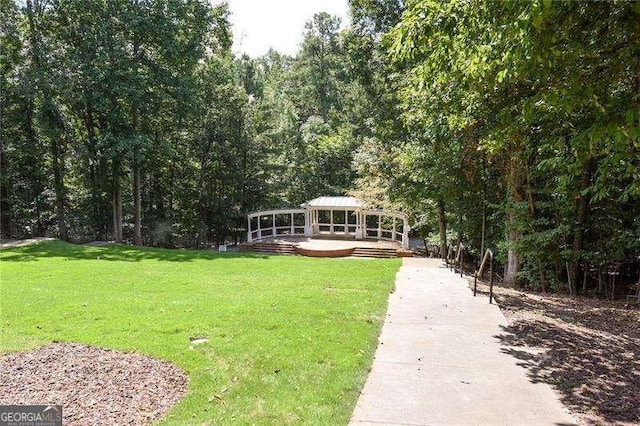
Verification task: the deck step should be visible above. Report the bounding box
[247,242,406,258]
[352,247,398,259]
[251,243,296,255]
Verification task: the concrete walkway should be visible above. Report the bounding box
[350,258,576,426]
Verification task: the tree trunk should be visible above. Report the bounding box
[47,100,68,241]
[0,139,11,239]
[112,163,123,243]
[24,0,51,238]
[116,184,123,242]
[131,36,142,246]
[480,195,486,256]
[27,0,71,241]
[83,104,103,239]
[133,158,142,245]
[51,139,68,241]
[505,225,523,287]
[567,158,593,295]
[112,190,119,242]
[504,154,524,287]
[437,200,447,259]
[480,152,487,256]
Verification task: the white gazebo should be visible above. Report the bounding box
[246,196,410,248]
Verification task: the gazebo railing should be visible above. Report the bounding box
[247,206,410,248]
[362,209,409,247]
[247,209,307,242]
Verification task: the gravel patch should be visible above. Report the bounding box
[0,343,188,425]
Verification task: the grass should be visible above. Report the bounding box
[0,240,400,424]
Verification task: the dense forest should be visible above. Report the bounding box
[1,0,639,294]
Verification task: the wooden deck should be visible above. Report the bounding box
[239,236,413,258]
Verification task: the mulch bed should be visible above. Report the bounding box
[0,343,188,425]
[472,280,640,425]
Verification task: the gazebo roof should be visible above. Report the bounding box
[301,196,364,209]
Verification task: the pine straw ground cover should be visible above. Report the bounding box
[0,240,400,424]
[471,279,640,425]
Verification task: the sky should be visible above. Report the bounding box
[213,0,351,58]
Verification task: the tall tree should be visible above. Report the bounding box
[49,0,219,243]
[0,0,23,238]
[387,0,640,290]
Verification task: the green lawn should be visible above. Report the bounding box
[0,240,399,424]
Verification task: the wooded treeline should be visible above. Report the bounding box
[351,0,640,294]
[1,0,639,294]
[1,0,367,247]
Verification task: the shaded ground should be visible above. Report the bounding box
[0,239,267,263]
[0,237,54,249]
[471,280,640,425]
[83,240,115,247]
[0,343,188,425]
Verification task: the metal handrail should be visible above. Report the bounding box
[474,248,495,303]
[456,242,465,278]
[447,242,467,278]
[447,244,456,270]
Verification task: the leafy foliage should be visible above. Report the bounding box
[1,2,367,246]
[352,0,640,292]
[2,0,638,294]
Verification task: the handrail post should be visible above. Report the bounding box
[489,254,494,304]
[444,245,448,267]
[451,245,454,271]
[473,270,477,296]
[451,249,454,271]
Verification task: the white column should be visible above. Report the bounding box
[304,210,311,236]
[344,210,348,235]
[377,214,382,239]
[247,215,252,242]
[362,212,367,239]
[392,216,396,241]
[355,211,363,240]
[311,209,319,235]
[403,218,410,248]
[290,213,295,235]
[272,214,276,237]
[330,210,334,235]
